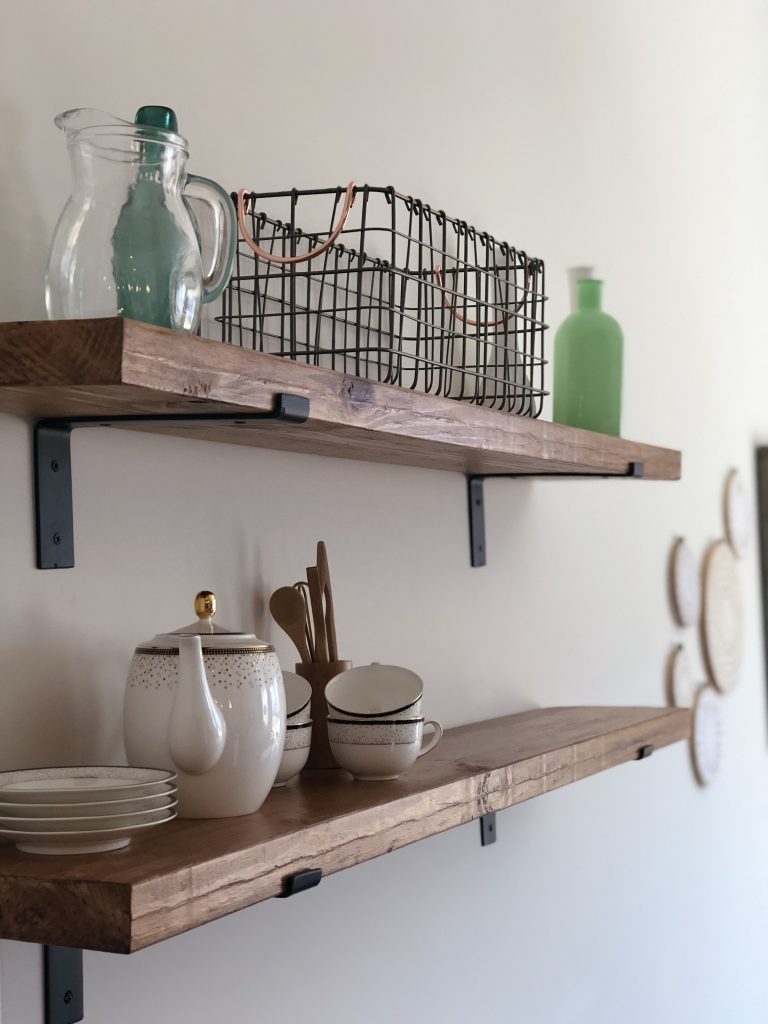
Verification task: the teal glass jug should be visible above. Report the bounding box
[45,107,236,333]
[553,278,623,436]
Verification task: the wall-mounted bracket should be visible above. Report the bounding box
[33,393,310,569]
[467,461,645,567]
[480,812,497,846]
[275,867,323,897]
[44,946,84,1024]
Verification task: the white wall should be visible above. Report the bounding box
[2,1,768,1021]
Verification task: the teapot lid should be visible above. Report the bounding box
[138,592,273,651]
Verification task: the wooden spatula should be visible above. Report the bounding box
[269,587,311,664]
[306,565,329,663]
[316,541,339,662]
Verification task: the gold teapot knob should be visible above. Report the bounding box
[195,591,216,620]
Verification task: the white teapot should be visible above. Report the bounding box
[123,591,285,818]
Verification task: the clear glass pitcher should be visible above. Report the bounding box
[45,107,236,333]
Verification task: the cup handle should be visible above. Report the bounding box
[417,720,443,759]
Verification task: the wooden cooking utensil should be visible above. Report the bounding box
[316,541,339,662]
[306,566,329,663]
[269,587,311,664]
[293,581,315,663]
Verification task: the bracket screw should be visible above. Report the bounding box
[63,991,73,1004]
[50,460,60,472]
[53,533,62,546]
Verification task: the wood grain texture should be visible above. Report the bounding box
[0,319,681,478]
[0,706,690,954]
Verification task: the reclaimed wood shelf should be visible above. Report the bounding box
[0,318,681,478]
[0,706,690,954]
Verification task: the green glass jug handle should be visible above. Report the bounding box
[184,174,237,304]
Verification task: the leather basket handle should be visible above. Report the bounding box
[434,261,534,327]
[236,183,358,265]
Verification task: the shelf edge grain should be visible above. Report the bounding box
[0,319,681,479]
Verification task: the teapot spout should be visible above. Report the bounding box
[168,636,227,775]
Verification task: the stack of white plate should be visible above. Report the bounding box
[0,767,177,855]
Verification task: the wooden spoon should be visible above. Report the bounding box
[269,587,311,664]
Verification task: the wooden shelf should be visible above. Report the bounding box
[0,706,689,954]
[0,319,681,479]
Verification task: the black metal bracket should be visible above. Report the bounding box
[636,743,654,760]
[33,393,310,569]
[467,461,645,567]
[480,812,497,846]
[44,946,84,1024]
[275,867,323,897]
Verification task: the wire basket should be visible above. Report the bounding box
[218,184,547,416]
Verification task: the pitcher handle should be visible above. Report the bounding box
[185,174,237,304]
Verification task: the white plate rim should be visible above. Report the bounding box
[0,766,176,798]
[0,814,176,841]
[0,802,178,827]
[0,790,177,815]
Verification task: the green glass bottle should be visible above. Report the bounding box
[553,278,623,436]
[111,106,194,329]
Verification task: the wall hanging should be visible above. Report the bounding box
[724,468,749,558]
[701,539,743,694]
[220,184,547,416]
[690,684,723,786]
[667,644,694,708]
[664,467,749,785]
[669,537,701,628]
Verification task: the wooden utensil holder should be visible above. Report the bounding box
[296,660,351,769]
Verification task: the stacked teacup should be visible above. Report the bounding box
[325,663,443,780]
[273,672,313,787]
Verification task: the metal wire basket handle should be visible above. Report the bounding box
[434,262,533,326]
[236,183,358,265]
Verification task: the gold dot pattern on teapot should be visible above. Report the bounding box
[128,651,282,692]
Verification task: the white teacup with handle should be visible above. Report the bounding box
[327,717,443,780]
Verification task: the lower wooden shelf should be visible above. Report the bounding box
[0,706,689,954]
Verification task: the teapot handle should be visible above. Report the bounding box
[184,175,237,304]
[168,636,227,775]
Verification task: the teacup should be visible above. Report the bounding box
[282,671,312,723]
[326,700,423,723]
[325,664,423,720]
[273,721,312,787]
[327,717,442,781]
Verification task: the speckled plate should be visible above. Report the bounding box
[0,803,177,832]
[0,789,177,818]
[0,767,176,804]
[0,812,176,855]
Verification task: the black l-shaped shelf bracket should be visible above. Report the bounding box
[467,461,645,567]
[33,393,310,569]
[44,946,84,1024]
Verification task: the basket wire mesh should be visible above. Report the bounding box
[218,185,547,416]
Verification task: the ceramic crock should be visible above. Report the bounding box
[123,591,285,819]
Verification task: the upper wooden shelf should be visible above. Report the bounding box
[0,706,689,954]
[0,319,681,479]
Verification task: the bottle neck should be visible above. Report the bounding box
[576,279,603,311]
